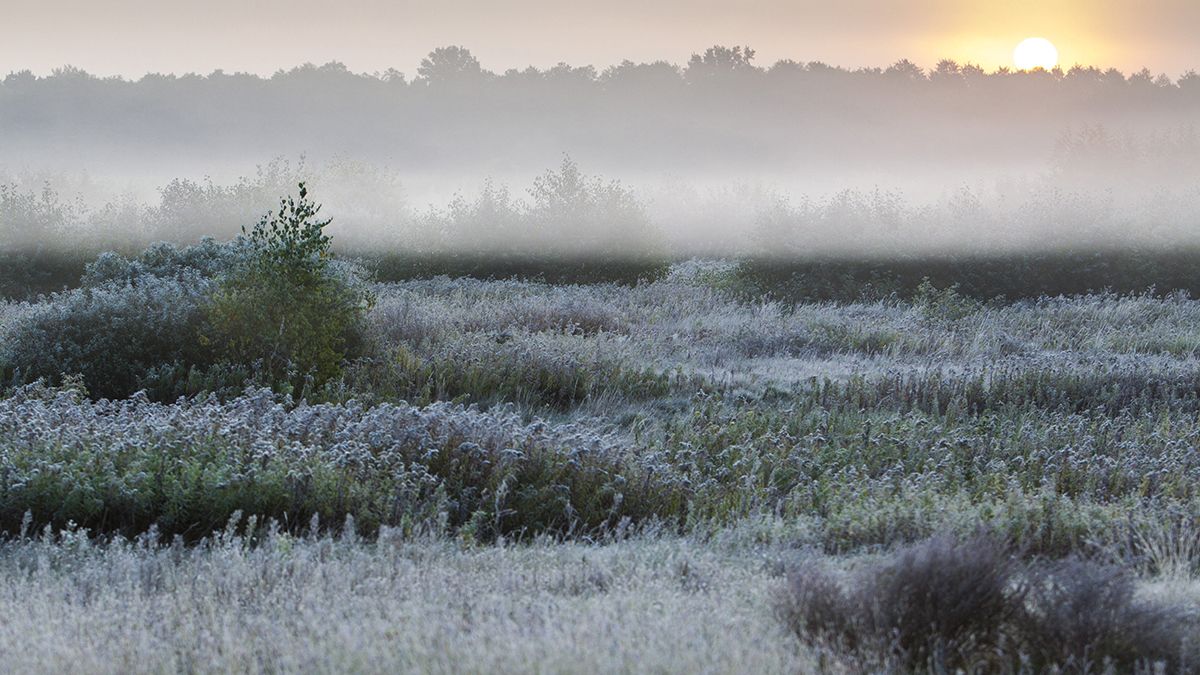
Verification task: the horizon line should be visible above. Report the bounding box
[5,52,1196,84]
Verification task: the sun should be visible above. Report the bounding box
[1013,37,1059,71]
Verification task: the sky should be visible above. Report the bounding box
[1,0,1198,78]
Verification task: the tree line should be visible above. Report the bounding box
[4,46,1199,175]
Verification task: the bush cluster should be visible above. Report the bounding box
[1,184,371,400]
[81,237,246,286]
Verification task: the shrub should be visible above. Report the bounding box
[913,277,982,322]
[81,238,246,287]
[779,534,1197,672]
[1015,558,1197,672]
[780,535,1016,671]
[662,259,750,295]
[0,274,212,399]
[204,183,373,394]
[862,534,1016,668]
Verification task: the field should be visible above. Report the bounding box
[3,242,1200,672]
[5,13,1200,670]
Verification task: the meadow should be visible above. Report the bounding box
[4,223,1200,671]
[6,28,1200,671]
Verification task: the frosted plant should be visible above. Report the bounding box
[0,384,677,540]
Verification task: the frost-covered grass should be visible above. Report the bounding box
[1,527,1196,674]
[8,271,1200,670]
[0,532,818,675]
[367,279,1200,378]
[0,299,28,341]
[0,384,679,541]
[10,277,1200,549]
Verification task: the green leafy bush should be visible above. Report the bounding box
[913,277,982,322]
[204,183,373,394]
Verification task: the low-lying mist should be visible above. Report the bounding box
[2,146,1198,261]
[3,48,1199,268]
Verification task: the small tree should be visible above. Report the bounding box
[205,183,371,394]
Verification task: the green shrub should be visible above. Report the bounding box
[204,183,373,394]
[913,277,982,322]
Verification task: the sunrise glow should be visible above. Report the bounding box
[1013,37,1059,70]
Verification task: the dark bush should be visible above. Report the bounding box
[777,564,860,650]
[1015,558,1197,672]
[863,534,1016,669]
[0,275,212,399]
[781,535,1016,672]
[779,534,1196,672]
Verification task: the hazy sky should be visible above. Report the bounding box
[2,0,1198,78]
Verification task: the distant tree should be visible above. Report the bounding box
[417,46,487,86]
[526,156,656,255]
[885,59,925,82]
[685,45,759,84]
[543,63,598,87]
[48,65,94,81]
[0,183,79,248]
[961,63,987,86]
[1130,68,1156,88]
[3,44,1200,200]
[931,59,964,86]
[767,59,805,76]
[2,70,35,88]
[1181,71,1200,96]
[434,179,522,252]
[600,60,682,92]
[381,68,406,85]
[1102,68,1127,85]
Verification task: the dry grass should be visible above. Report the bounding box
[0,532,817,674]
[3,528,1195,674]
